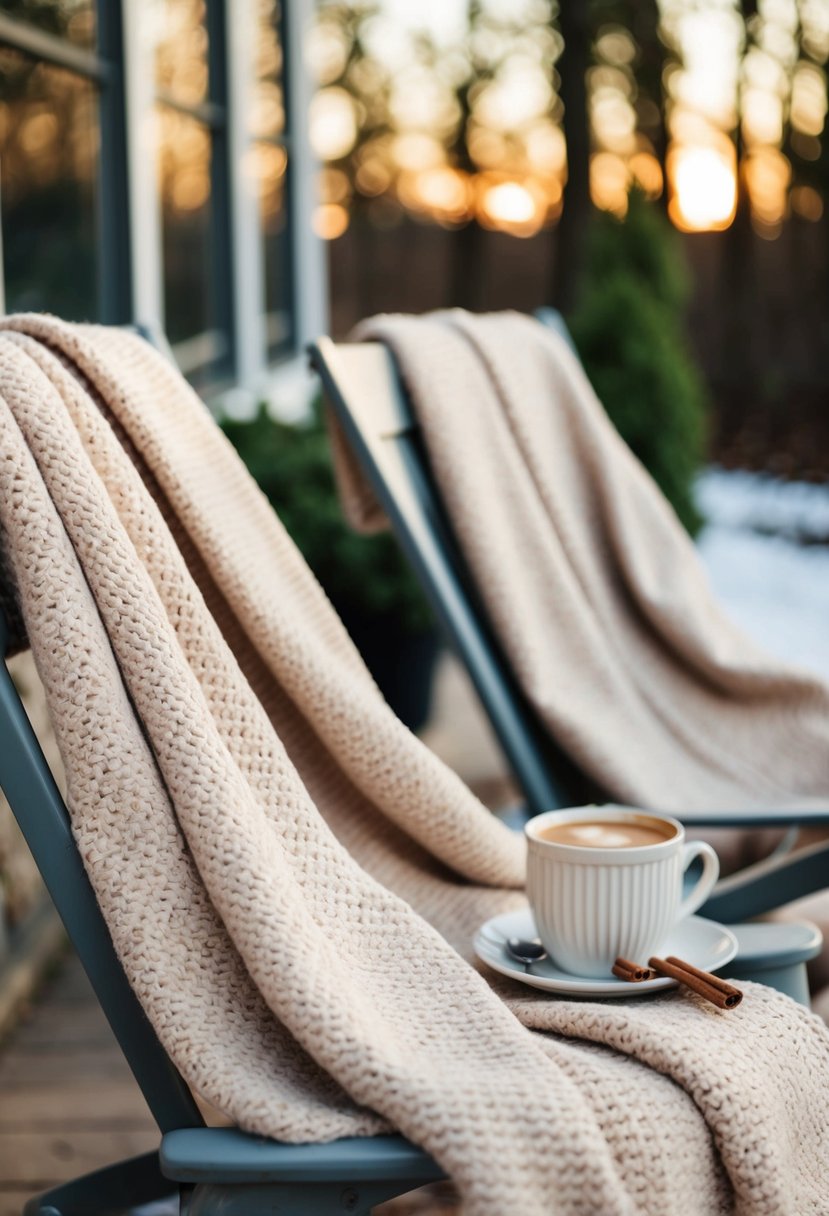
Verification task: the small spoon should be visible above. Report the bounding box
[505,937,548,972]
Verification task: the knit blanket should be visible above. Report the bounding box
[339,311,829,812]
[0,316,828,1215]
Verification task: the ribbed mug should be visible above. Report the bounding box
[525,807,719,978]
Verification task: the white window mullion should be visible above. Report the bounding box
[122,0,164,331]
[285,0,328,353]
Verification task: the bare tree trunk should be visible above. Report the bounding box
[448,38,487,312]
[632,0,670,210]
[552,1,592,312]
[450,219,486,309]
[725,2,758,398]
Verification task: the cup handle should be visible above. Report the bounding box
[677,841,720,920]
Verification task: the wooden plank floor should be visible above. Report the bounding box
[0,951,459,1215]
[0,662,501,1214]
[0,952,157,1216]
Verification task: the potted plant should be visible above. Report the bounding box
[222,400,440,731]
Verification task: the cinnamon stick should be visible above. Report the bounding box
[666,953,743,1001]
[612,957,656,982]
[649,956,743,1009]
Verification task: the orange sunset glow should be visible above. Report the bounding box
[308,0,828,240]
[670,145,737,232]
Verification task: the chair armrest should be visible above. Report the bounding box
[677,807,829,828]
[161,1128,443,1185]
[701,838,829,922]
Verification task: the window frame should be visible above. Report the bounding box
[155,0,235,383]
[0,6,132,323]
[0,0,324,403]
[257,0,295,365]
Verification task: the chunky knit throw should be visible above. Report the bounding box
[1,316,828,1215]
[340,311,829,812]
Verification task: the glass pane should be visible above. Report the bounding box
[0,49,99,318]
[158,104,227,384]
[254,2,290,358]
[252,0,284,139]
[252,77,285,141]
[0,0,96,49]
[155,0,208,108]
[255,140,292,358]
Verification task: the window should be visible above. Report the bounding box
[155,0,232,387]
[0,1,129,323]
[0,0,322,400]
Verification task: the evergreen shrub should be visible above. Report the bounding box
[568,191,709,534]
[221,401,432,635]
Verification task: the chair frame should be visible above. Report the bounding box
[0,616,443,1214]
[0,311,825,1210]
[308,329,829,928]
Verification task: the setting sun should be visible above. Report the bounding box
[480,181,534,224]
[669,145,737,233]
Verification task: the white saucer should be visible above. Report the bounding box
[475,908,738,997]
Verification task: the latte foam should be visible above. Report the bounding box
[539,818,675,849]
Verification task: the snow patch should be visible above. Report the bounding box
[696,467,829,544]
[694,469,829,682]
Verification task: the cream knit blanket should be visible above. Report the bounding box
[340,311,829,812]
[0,316,828,1215]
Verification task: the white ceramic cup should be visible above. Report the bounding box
[525,807,719,978]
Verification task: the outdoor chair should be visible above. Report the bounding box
[0,319,446,1215]
[0,320,823,1216]
[1,602,820,1215]
[0,603,445,1215]
[308,322,829,1000]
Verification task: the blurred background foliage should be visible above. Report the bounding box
[569,191,708,535]
[224,0,829,666]
[222,401,432,636]
[307,0,828,487]
[222,402,436,726]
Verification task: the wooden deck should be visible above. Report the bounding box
[0,950,157,1216]
[0,657,502,1214]
[0,949,460,1215]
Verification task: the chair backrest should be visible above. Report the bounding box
[309,331,599,818]
[533,307,577,350]
[0,618,203,1134]
[0,325,204,1135]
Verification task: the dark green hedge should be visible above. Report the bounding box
[222,402,433,634]
[568,192,709,535]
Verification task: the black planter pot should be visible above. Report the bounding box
[335,606,442,733]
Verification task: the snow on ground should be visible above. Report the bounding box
[695,468,829,682]
[696,468,829,544]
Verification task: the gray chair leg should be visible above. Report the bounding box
[183,1177,429,1216]
[23,1151,176,1216]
